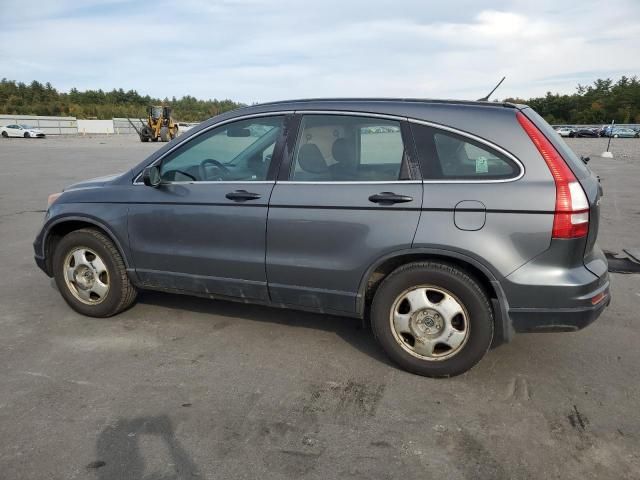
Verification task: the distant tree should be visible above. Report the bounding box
[0,79,244,121]
[3,76,637,123]
[503,76,640,124]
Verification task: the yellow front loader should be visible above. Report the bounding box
[133,106,179,142]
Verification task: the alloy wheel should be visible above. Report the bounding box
[63,247,110,304]
[389,285,470,361]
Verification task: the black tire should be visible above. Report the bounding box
[24,132,30,138]
[160,126,169,142]
[1,131,8,138]
[370,261,493,377]
[140,126,153,142]
[52,228,137,317]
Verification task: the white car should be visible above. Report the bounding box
[555,127,574,137]
[176,122,199,135]
[1,124,46,138]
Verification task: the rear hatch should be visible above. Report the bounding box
[521,108,607,277]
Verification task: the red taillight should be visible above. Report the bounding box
[516,112,589,238]
[590,290,608,305]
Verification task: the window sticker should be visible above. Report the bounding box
[475,156,488,174]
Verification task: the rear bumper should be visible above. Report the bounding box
[509,289,610,333]
[500,239,610,335]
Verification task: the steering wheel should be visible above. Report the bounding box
[199,158,229,181]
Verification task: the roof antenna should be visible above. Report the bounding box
[477,76,506,101]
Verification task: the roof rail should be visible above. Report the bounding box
[252,97,519,109]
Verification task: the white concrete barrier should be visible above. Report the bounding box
[77,119,115,135]
[0,115,77,135]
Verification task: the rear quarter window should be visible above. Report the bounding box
[411,123,520,180]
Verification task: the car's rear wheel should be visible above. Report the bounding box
[370,261,493,377]
[1,131,7,138]
[52,228,137,317]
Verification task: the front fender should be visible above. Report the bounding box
[34,203,132,275]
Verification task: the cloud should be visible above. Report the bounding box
[0,0,638,102]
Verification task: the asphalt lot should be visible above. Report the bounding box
[1,134,639,479]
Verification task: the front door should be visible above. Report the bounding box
[128,114,287,301]
[266,113,423,314]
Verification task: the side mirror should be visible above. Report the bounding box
[142,165,161,187]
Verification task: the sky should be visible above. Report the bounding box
[1,0,639,103]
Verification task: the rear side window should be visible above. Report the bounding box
[290,115,411,182]
[411,123,519,180]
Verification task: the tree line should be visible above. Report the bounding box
[502,76,640,125]
[1,76,639,124]
[0,79,243,122]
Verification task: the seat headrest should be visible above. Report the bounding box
[298,143,328,173]
[331,138,356,165]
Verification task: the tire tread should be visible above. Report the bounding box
[54,228,137,317]
[370,260,493,377]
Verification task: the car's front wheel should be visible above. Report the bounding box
[52,228,137,317]
[24,132,30,138]
[370,261,493,377]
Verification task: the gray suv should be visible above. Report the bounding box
[34,99,610,377]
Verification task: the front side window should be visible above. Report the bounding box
[159,116,284,182]
[412,123,519,180]
[291,115,410,181]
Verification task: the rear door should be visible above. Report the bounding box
[266,113,423,314]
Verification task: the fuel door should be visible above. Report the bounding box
[454,200,486,231]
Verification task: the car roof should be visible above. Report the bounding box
[201,97,527,130]
[252,97,522,110]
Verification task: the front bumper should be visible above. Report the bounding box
[33,223,51,276]
[34,253,49,275]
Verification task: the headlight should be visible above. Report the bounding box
[47,192,62,208]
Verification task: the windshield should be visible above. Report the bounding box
[19,124,34,129]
